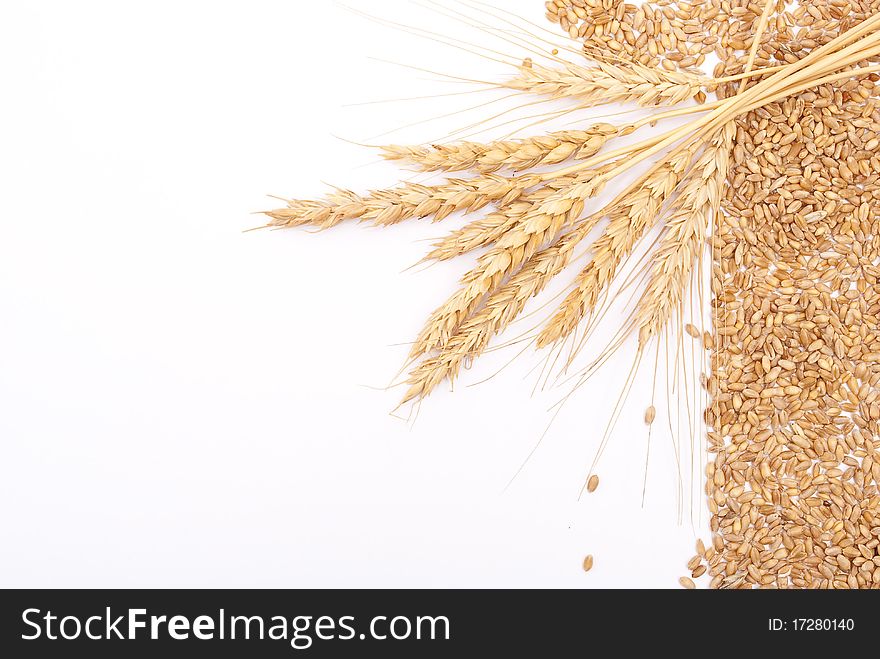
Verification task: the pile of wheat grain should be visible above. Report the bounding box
[641,0,880,588]
[695,83,880,588]
[546,0,721,71]
[547,0,880,77]
[709,22,880,591]
[548,0,880,592]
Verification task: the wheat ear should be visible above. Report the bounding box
[535,147,696,349]
[634,123,734,347]
[422,170,613,262]
[381,123,621,174]
[503,61,710,107]
[264,174,526,230]
[401,216,601,403]
[409,175,606,358]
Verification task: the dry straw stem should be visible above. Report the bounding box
[503,60,711,107]
[264,174,527,230]
[737,0,777,95]
[381,123,620,174]
[408,174,606,358]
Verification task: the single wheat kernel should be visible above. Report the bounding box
[587,475,600,493]
[679,577,696,589]
[583,555,594,572]
[645,406,657,425]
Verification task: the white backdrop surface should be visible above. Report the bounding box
[0,1,711,588]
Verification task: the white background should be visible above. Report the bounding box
[1,0,710,588]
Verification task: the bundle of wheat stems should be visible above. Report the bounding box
[264,5,880,414]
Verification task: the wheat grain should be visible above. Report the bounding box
[545,0,711,71]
